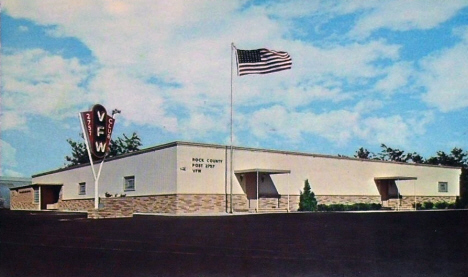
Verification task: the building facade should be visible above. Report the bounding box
[10,141,461,215]
[0,176,32,209]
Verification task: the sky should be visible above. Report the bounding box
[1,0,468,178]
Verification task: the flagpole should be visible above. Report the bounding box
[230,42,235,213]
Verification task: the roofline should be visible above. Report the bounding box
[32,140,461,178]
[0,176,32,182]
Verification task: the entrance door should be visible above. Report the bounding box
[40,186,62,210]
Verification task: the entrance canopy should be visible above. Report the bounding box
[374,176,417,210]
[235,169,291,212]
[374,176,417,181]
[235,168,291,175]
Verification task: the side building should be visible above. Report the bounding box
[1,176,32,209]
[10,141,461,214]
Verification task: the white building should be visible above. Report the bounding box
[11,141,460,214]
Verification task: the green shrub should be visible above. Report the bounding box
[413,203,422,210]
[298,180,317,211]
[434,202,449,209]
[317,203,381,212]
[447,202,457,209]
[423,201,434,209]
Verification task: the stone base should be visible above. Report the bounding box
[13,192,459,217]
[10,187,39,210]
[88,198,134,219]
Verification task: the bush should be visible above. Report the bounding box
[434,202,449,209]
[423,201,434,209]
[413,203,422,210]
[447,202,457,209]
[317,203,382,212]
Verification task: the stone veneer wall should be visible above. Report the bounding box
[58,199,94,211]
[14,191,458,217]
[316,195,382,205]
[232,194,249,212]
[10,188,39,210]
[400,196,457,206]
[174,194,227,214]
[88,198,134,219]
[133,195,177,214]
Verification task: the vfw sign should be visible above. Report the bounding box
[80,104,115,159]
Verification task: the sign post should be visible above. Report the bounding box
[79,104,115,210]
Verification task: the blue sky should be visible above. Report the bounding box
[1,0,468,177]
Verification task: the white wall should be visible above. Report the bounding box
[176,144,228,194]
[232,148,460,197]
[32,142,461,200]
[33,146,178,200]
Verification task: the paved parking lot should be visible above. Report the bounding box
[1,210,467,276]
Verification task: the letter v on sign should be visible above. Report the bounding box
[97,110,106,122]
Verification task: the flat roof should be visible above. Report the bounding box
[9,183,63,190]
[33,140,461,178]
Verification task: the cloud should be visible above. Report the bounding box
[18,25,29,32]
[346,0,468,38]
[247,106,358,145]
[0,111,28,131]
[0,0,461,155]
[0,140,19,176]
[374,61,413,95]
[418,31,468,112]
[2,49,91,129]
[260,1,468,39]
[88,68,178,131]
[246,104,433,148]
[353,99,384,114]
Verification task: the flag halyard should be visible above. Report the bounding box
[236,48,292,76]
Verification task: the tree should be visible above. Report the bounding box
[298,179,317,211]
[426,148,467,167]
[65,132,143,166]
[354,147,375,159]
[378,144,412,162]
[355,144,425,164]
[65,136,90,165]
[108,132,142,157]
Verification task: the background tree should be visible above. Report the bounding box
[354,147,375,159]
[298,179,317,211]
[65,135,89,165]
[378,144,412,162]
[65,132,142,166]
[108,132,142,157]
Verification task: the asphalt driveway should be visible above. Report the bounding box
[1,210,467,276]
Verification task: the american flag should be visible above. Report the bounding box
[236,48,292,76]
